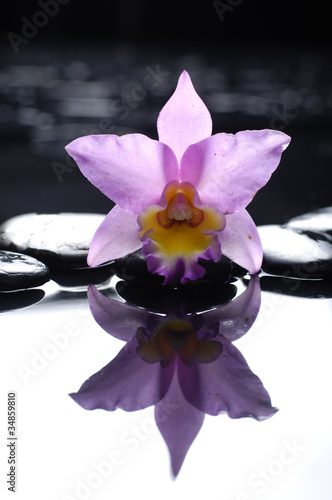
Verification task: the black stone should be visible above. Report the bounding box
[113,250,164,285]
[260,275,332,299]
[50,263,117,287]
[113,249,241,287]
[0,213,106,269]
[258,225,332,279]
[0,250,50,291]
[285,207,332,236]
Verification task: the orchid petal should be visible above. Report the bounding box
[202,275,261,342]
[155,366,204,477]
[87,205,142,267]
[70,336,175,412]
[181,129,291,213]
[157,71,212,163]
[221,210,263,274]
[179,337,278,420]
[66,134,179,214]
[87,285,150,341]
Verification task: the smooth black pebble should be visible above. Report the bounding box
[0,213,105,268]
[0,213,116,285]
[258,225,332,279]
[0,250,50,291]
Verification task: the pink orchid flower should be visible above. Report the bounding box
[66,71,291,285]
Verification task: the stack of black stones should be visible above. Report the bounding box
[1,208,332,312]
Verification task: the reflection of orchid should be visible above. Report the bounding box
[70,277,277,476]
[66,71,290,285]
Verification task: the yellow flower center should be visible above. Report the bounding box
[138,181,225,258]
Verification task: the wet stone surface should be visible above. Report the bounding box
[258,225,332,279]
[285,207,332,235]
[0,213,105,268]
[0,250,50,291]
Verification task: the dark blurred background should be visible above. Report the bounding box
[1,0,331,225]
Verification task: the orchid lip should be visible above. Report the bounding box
[138,180,226,254]
[137,180,226,284]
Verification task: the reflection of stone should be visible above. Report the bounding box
[116,279,237,314]
[0,288,45,312]
[0,250,50,291]
[259,225,332,279]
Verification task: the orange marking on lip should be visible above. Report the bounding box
[138,181,225,258]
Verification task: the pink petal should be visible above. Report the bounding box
[87,285,150,341]
[88,205,142,267]
[202,275,261,342]
[181,129,291,213]
[70,336,174,412]
[157,71,212,164]
[220,210,263,274]
[66,133,179,214]
[155,366,205,477]
[178,337,278,420]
